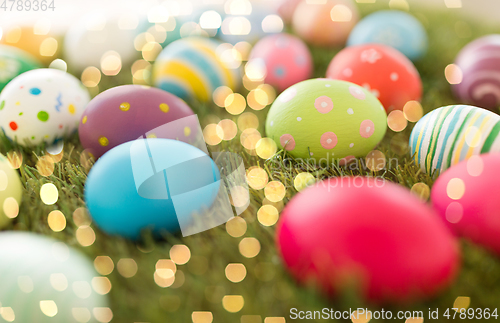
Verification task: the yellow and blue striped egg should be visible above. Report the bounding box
[152,37,239,103]
[410,105,500,174]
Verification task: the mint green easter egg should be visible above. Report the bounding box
[0,153,22,229]
[0,45,42,92]
[265,79,387,163]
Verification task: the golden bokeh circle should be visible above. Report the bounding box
[36,156,55,177]
[387,110,408,132]
[225,93,246,115]
[203,124,222,146]
[264,181,286,202]
[410,183,431,201]
[226,216,247,238]
[40,183,58,205]
[240,128,261,150]
[255,138,277,159]
[216,119,238,141]
[213,86,233,107]
[403,101,424,122]
[238,238,261,258]
[294,172,315,192]
[7,150,23,169]
[48,210,66,232]
[246,167,268,190]
[237,112,259,131]
[365,150,386,172]
[257,205,279,226]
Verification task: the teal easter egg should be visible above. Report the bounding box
[265,79,387,163]
[347,10,428,61]
[0,45,42,91]
[152,37,240,103]
[0,232,108,323]
[410,105,500,174]
[85,138,221,239]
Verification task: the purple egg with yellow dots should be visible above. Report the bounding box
[79,85,195,158]
[453,34,500,111]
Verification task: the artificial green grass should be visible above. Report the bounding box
[2,3,500,323]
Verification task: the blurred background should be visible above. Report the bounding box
[1,0,499,31]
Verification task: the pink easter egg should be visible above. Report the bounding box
[249,33,313,92]
[292,0,359,47]
[277,177,460,303]
[277,0,303,24]
[431,153,500,255]
[452,35,500,111]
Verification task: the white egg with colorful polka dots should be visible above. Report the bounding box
[0,68,90,146]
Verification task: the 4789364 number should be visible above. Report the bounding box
[1,0,55,11]
[443,308,498,320]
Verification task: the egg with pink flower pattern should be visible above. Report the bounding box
[265,79,387,163]
[248,33,313,92]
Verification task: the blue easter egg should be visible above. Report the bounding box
[85,138,220,239]
[347,10,428,60]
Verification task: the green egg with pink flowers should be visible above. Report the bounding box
[265,79,387,164]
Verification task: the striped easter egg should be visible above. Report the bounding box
[453,35,500,111]
[410,105,500,174]
[152,37,240,103]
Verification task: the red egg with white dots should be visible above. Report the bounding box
[277,177,460,303]
[326,44,422,112]
[431,153,500,255]
[248,33,313,92]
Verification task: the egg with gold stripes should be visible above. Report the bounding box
[152,37,240,103]
[410,105,500,174]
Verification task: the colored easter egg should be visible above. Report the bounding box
[431,153,500,255]
[347,10,428,61]
[265,79,387,162]
[0,153,22,229]
[85,138,220,239]
[152,37,240,103]
[0,45,42,91]
[327,44,422,112]
[0,232,109,323]
[248,33,313,92]
[0,68,90,146]
[292,0,359,47]
[452,35,500,111]
[0,25,60,65]
[219,4,282,44]
[409,105,500,174]
[277,177,460,302]
[79,85,194,158]
[64,12,137,71]
[277,0,303,24]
